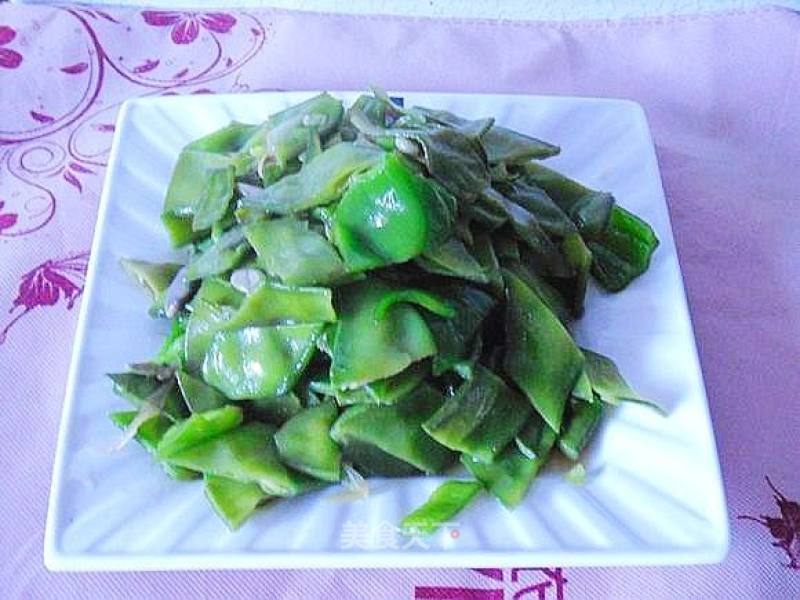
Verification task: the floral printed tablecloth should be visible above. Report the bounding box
[0,4,798,599]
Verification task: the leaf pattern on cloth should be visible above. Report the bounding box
[740,477,800,570]
[0,251,90,344]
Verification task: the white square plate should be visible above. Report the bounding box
[45,92,729,571]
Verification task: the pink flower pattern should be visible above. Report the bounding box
[141,11,236,45]
[0,25,23,69]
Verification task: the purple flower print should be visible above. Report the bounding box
[0,25,23,69]
[0,252,89,345]
[141,11,236,45]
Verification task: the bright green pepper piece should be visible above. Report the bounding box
[582,348,664,413]
[503,270,584,432]
[423,365,531,463]
[163,422,315,496]
[332,153,457,272]
[244,218,347,286]
[275,401,341,482]
[586,207,659,292]
[241,143,382,214]
[400,480,483,536]
[204,474,269,530]
[462,416,557,508]
[120,259,182,316]
[335,361,428,406]
[330,281,437,389]
[331,383,456,476]
[107,372,186,422]
[416,238,488,284]
[223,282,336,329]
[203,324,322,399]
[373,289,455,320]
[558,400,603,461]
[157,405,243,458]
[175,369,226,413]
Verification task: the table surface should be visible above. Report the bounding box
[0,3,798,599]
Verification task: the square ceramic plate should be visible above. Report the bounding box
[44,91,729,571]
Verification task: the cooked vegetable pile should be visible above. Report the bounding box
[111,91,661,532]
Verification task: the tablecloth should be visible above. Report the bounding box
[0,4,798,599]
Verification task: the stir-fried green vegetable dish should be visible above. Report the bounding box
[111,91,661,532]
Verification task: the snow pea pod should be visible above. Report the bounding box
[501,260,571,326]
[522,163,615,238]
[416,238,488,284]
[423,365,531,463]
[163,422,316,497]
[156,405,243,458]
[332,153,457,272]
[247,393,303,424]
[244,218,346,286]
[471,232,504,296]
[107,372,185,422]
[120,258,182,317]
[185,227,248,281]
[582,348,664,413]
[558,400,603,461]
[503,270,584,432]
[331,383,456,476]
[223,282,336,329]
[400,480,483,536]
[496,180,577,238]
[330,281,437,389]
[335,362,428,406]
[275,400,341,482]
[571,369,594,404]
[561,232,592,317]
[204,474,269,530]
[203,324,322,400]
[184,299,237,372]
[242,93,344,170]
[240,143,382,214]
[175,369,226,413]
[462,415,557,508]
[154,313,188,367]
[109,411,198,480]
[424,285,495,376]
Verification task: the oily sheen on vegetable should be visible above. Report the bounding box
[110,91,661,533]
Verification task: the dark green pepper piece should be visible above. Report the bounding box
[503,271,584,432]
[561,232,592,317]
[423,365,531,463]
[275,401,341,482]
[247,393,303,424]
